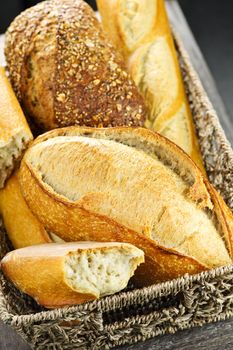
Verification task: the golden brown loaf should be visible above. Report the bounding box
[0,67,32,188]
[97,0,204,169]
[0,172,52,248]
[5,0,147,131]
[0,172,66,248]
[1,242,144,308]
[18,127,233,285]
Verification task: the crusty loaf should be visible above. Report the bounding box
[18,127,233,285]
[5,0,147,131]
[0,67,32,188]
[1,242,144,308]
[97,0,204,170]
[0,172,51,248]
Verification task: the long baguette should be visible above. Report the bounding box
[0,172,51,248]
[96,0,204,170]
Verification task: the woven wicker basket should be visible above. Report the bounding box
[1,33,233,350]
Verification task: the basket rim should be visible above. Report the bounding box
[1,263,233,326]
[174,31,233,161]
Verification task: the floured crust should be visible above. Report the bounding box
[31,126,212,208]
[1,242,144,307]
[97,0,159,58]
[5,0,147,131]
[18,127,233,284]
[97,0,204,170]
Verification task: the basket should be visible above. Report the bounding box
[0,33,233,350]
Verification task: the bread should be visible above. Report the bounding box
[4,0,147,131]
[18,126,233,285]
[96,0,204,170]
[1,242,144,308]
[0,171,66,248]
[0,172,51,248]
[0,67,32,188]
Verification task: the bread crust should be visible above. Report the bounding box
[0,67,32,187]
[31,126,212,207]
[18,127,233,284]
[97,0,160,58]
[1,242,144,307]
[97,0,204,170]
[5,0,147,131]
[0,172,51,249]
[204,181,233,258]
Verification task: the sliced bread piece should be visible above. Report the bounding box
[1,242,144,308]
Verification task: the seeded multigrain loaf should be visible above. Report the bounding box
[4,0,147,131]
[1,242,144,308]
[97,0,204,169]
[18,127,233,285]
[0,67,32,188]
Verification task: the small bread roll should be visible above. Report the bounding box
[5,0,147,131]
[0,67,32,187]
[1,242,144,308]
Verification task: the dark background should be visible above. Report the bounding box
[0,0,233,124]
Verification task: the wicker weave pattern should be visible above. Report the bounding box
[0,34,233,349]
[175,33,233,209]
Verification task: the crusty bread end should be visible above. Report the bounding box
[0,67,32,188]
[1,242,144,308]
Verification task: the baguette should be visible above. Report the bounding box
[1,242,144,308]
[97,0,204,169]
[0,172,51,248]
[5,0,147,131]
[18,127,233,285]
[0,67,32,188]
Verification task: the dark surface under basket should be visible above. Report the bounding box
[0,34,233,349]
